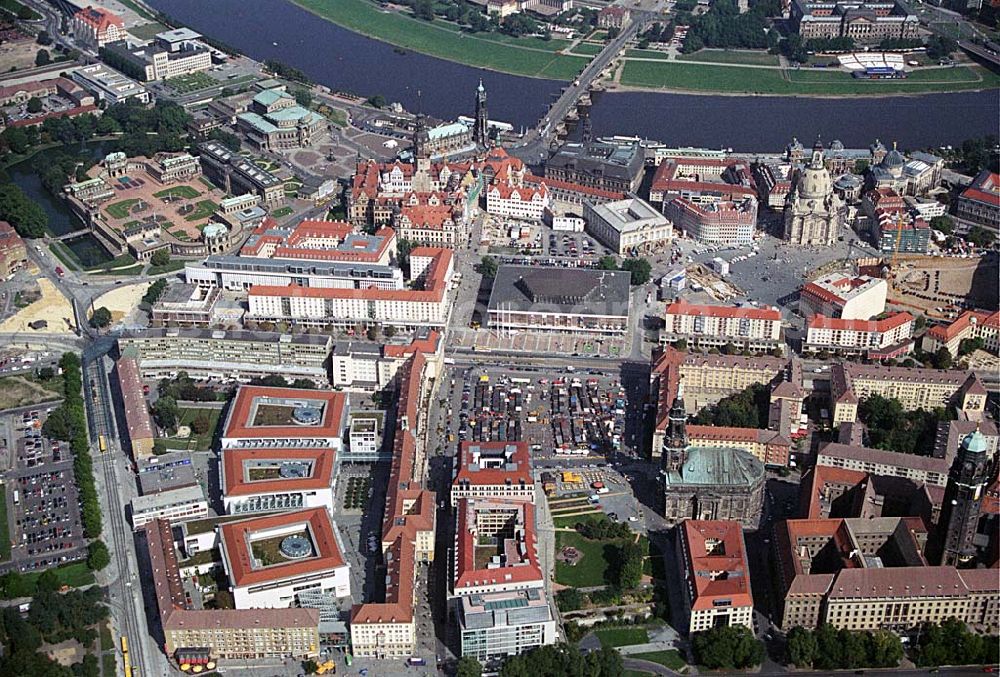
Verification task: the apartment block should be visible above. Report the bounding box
[687,425,792,467]
[800,273,887,321]
[663,300,782,352]
[921,310,999,358]
[804,311,914,358]
[816,442,949,487]
[830,363,987,425]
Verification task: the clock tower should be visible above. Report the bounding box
[935,430,990,566]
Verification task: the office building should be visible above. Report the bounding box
[347,414,382,459]
[456,589,556,664]
[144,519,321,661]
[329,329,444,391]
[485,182,550,221]
[677,520,754,635]
[118,329,332,384]
[799,464,940,523]
[185,254,404,293]
[545,139,645,194]
[240,219,396,266]
[220,385,348,452]
[663,300,782,353]
[799,273,887,320]
[71,63,149,105]
[452,498,543,596]
[816,442,949,488]
[804,311,914,358]
[773,516,998,631]
[862,187,931,254]
[451,441,534,507]
[219,507,350,608]
[221,448,336,515]
[582,197,672,255]
[131,485,209,528]
[486,265,632,336]
[829,363,987,425]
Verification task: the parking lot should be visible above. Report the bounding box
[439,364,649,464]
[1,406,88,573]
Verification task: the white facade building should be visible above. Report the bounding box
[583,197,673,255]
[799,273,887,321]
[131,485,208,528]
[663,301,782,351]
[805,312,914,356]
[486,184,549,221]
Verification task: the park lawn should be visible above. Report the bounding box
[198,177,217,190]
[626,48,672,60]
[0,373,63,410]
[105,199,140,220]
[291,0,585,78]
[174,406,222,450]
[99,622,114,652]
[0,486,9,562]
[594,626,649,648]
[183,200,219,222]
[94,264,145,277]
[165,71,218,94]
[555,529,619,588]
[271,206,294,219]
[620,61,1000,94]
[677,48,780,66]
[49,242,81,272]
[87,252,136,272]
[570,42,605,56]
[25,562,95,589]
[128,22,168,41]
[147,260,187,276]
[630,650,686,670]
[154,185,200,200]
[102,654,117,677]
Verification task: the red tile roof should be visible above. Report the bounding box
[455,441,533,487]
[454,498,542,592]
[219,507,346,588]
[223,386,347,442]
[116,357,155,444]
[74,6,124,30]
[221,447,335,497]
[808,311,913,333]
[681,520,753,611]
[666,299,780,322]
[925,310,999,343]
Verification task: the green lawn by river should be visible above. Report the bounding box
[290,0,586,79]
[620,60,1000,95]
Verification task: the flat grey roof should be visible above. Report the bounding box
[487,265,631,317]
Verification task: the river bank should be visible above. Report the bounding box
[282,0,1000,97]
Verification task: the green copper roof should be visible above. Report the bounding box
[664,446,765,488]
[962,430,988,454]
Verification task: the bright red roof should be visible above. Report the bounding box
[220,508,346,588]
[681,520,753,611]
[808,311,913,333]
[666,299,780,322]
[223,386,347,442]
[221,447,335,497]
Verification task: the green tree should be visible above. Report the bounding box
[36,569,60,594]
[786,626,818,667]
[929,215,953,235]
[365,94,387,109]
[854,159,870,174]
[36,31,52,46]
[935,346,953,369]
[621,257,652,285]
[142,279,168,305]
[413,0,435,21]
[189,414,211,435]
[615,539,645,589]
[478,255,498,278]
[455,656,482,677]
[691,624,764,670]
[301,659,319,674]
[966,225,996,249]
[86,540,110,571]
[555,588,585,612]
[152,395,178,431]
[26,97,43,114]
[149,249,171,267]
[35,49,50,67]
[866,628,903,668]
[89,307,112,329]
[598,255,618,270]
[0,184,48,237]
[674,338,688,351]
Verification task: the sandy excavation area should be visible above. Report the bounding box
[92,282,151,322]
[0,278,76,334]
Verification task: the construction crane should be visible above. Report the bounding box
[892,210,906,268]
